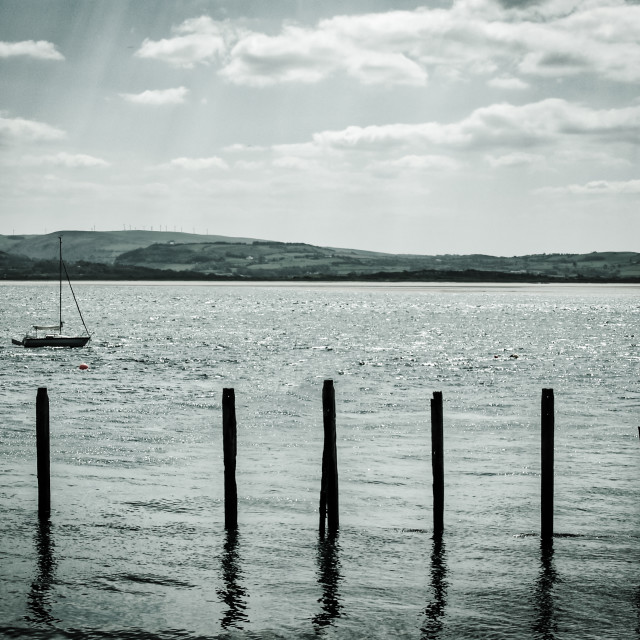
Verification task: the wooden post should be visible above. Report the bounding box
[431,391,444,536]
[222,388,238,530]
[319,380,339,536]
[36,387,51,518]
[541,388,554,540]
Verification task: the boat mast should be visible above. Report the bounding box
[59,236,63,330]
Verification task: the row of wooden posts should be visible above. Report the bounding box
[35,382,556,539]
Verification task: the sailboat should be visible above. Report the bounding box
[12,236,91,348]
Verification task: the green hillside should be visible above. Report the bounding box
[1,230,639,281]
[115,240,640,280]
[1,230,259,264]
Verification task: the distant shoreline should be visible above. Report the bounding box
[2,271,639,284]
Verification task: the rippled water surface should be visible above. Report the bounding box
[1,282,638,639]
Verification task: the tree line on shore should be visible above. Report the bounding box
[2,251,639,283]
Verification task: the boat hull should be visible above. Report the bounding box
[17,336,91,348]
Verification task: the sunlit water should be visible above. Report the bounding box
[0,282,638,639]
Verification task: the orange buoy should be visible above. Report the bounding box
[78,363,89,370]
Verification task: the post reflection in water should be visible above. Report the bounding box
[421,534,448,639]
[634,585,640,638]
[532,539,559,640]
[217,529,249,630]
[25,516,58,626]
[312,532,343,630]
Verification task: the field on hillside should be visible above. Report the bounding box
[1,231,639,280]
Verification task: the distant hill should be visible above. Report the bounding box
[1,230,639,281]
[114,240,640,280]
[0,230,259,264]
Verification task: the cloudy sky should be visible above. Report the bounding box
[1,0,639,255]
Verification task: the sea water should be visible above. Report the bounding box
[0,282,638,639]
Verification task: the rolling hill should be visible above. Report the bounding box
[0,230,259,264]
[1,230,639,281]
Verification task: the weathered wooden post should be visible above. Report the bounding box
[541,388,554,540]
[431,391,444,536]
[36,387,51,518]
[319,380,339,537]
[222,388,238,530]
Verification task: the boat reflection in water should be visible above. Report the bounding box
[313,532,343,629]
[217,529,249,630]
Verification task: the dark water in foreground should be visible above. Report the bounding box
[0,282,638,639]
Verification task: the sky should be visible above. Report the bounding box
[1,0,639,255]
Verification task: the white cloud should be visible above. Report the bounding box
[164,157,229,170]
[486,152,544,167]
[488,76,529,90]
[119,87,189,105]
[130,1,640,88]
[0,40,64,60]
[372,154,462,171]
[541,179,640,195]
[12,173,106,198]
[135,16,233,68]
[312,122,467,151]
[273,141,326,158]
[515,4,640,83]
[273,156,319,170]
[0,116,65,142]
[223,144,268,153]
[555,148,631,166]
[312,99,640,153]
[215,0,640,87]
[234,160,264,170]
[344,50,427,86]
[221,26,346,86]
[17,152,109,168]
[220,21,427,86]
